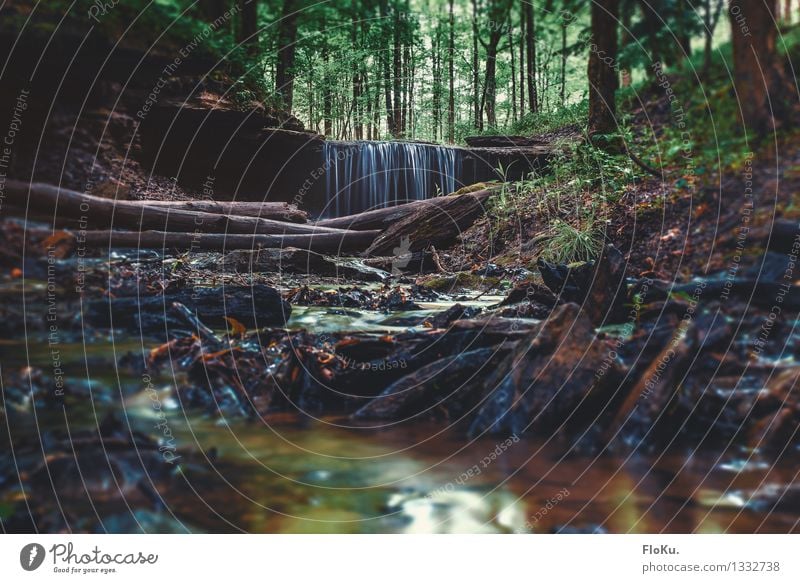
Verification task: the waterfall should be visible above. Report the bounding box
[322,141,465,217]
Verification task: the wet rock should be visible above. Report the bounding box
[424,303,482,329]
[83,283,291,333]
[537,244,627,325]
[286,285,421,311]
[352,347,508,421]
[216,248,391,282]
[468,303,622,437]
[496,281,559,319]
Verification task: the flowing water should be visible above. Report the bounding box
[3,304,799,534]
[322,141,466,216]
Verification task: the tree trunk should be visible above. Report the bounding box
[275,0,299,111]
[729,0,793,136]
[519,1,526,113]
[509,19,517,123]
[524,0,537,113]
[237,0,258,47]
[317,189,496,232]
[448,0,456,143]
[587,0,619,137]
[137,200,307,222]
[322,16,333,136]
[66,230,380,254]
[352,0,363,140]
[560,14,567,105]
[365,67,373,140]
[199,0,227,24]
[638,0,663,73]
[472,0,482,129]
[483,47,499,127]
[482,0,510,128]
[393,3,403,137]
[433,28,442,141]
[365,189,497,256]
[4,181,346,236]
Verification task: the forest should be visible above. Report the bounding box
[1,0,800,536]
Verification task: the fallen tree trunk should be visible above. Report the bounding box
[316,189,496,232]
[143,200,307,223]
[63,228,381,254]
[364,189,494,256]
[4,181,337,235]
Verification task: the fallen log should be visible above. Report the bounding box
[364,189,495,256]
[316,188,496,231]
[464,135,551,148]
[143,200,308,223]
[59,229,381,254]
[4,181,339,236]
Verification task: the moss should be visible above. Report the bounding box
[451,182,496,195]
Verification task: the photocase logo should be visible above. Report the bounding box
[19,543,46,571]
[391,235,413,275]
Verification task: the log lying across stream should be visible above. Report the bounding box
[4,181,338,236]
[315,188,496,231]
[6,181,501,258]
[57,229,382,254]
[142,200,308,223]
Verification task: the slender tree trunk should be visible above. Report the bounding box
[322,18,332,136]
[380,0,395,135]
[402,26,411,135]
[587,0,619,137]
[307,60,314,130]
[524,0,537,113]
[237,0,258,48]
[519,1,525,114]
[393,2,403,137]
[433,27,442,141]
[199,0,227,24]
[702,0,724,80]
[365,67,373,140]
[351,0,363,140]
[481,0,510,128]
[275,0,298,111]
[509,19,517,123]
[483,47,499,126]
[729,0,793,136]
[472,0,482,129]
[448,0,456,142]
[560,14,567,105]
[639,0,662,74]
[409,43,416,138]
[786,0,792,23]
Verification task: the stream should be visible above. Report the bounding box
[3,294,798,534]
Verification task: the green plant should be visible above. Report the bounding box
[540,213,604,264]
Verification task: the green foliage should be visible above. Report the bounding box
[541,215,604,264]
[508,101,588,137]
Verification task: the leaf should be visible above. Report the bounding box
[225,317,247,337]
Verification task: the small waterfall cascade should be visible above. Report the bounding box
[322,141,465,217]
